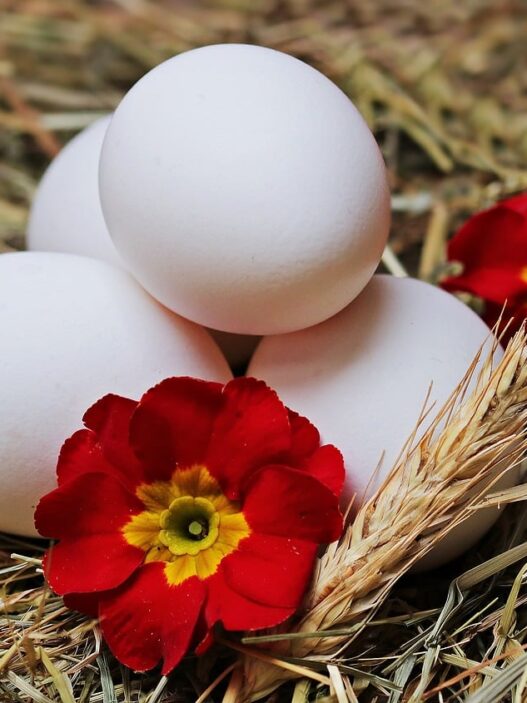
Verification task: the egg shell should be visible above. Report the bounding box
[27,116,121,267]
[26,117,255,370]
[99,43,390,335]
[248,275,512,567]
[0,252,232,537]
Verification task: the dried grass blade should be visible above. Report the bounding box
[498,563,527,638]
[423,646,527,700]
[327,664,348,703]
[221,667,243,703]
[463,653,527,703]
[195,664,236,703]
[145,675,168,703]
[291,679,310,703]
[389,656,417,703]
[225,639,331,688]
[472,483,527,508]
[457,541,527,590]
[7,671,55,703]
[0,642,18,672]
[97,653,117,703]
[39,646,75,703]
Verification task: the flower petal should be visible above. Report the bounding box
[444,204,527,304]
[57,430,115,485]
[442,268,527,306]
[285,410,320,463]
[243,465,343,543]
[503,193,527,217]
[44,535,142,594]
[205,566,294,631]
[448,207,527,272]
[194,628,215,656]
[63,592,101,618]
[220,532,318,611]
[130,378,223,482]
[57,430,118,486]
[83,394,144,488]
[207,378,291,499]
[483,300,527,345]
[35,472,143,539]
[99,562,206,674]
[300,444,345,497]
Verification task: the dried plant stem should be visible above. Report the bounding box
[381,244,408,278]
[418,200,449,282]
[240,329,527,701]
[221,666,243,703]
[0,76,61,158]
[195,663,237,703]
[223,639,331,688]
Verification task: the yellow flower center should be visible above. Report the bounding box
[122,465,250,585]
[159,496,219,555]
[520,267,527,285]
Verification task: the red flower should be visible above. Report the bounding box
[441,193,527,340]
[35,377,344,674]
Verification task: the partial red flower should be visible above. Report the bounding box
[35,377,344,674]
[441,193,527,340]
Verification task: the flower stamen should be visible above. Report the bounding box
[188,519,208,539]
[158,495,219,556]
[122,465,251,584]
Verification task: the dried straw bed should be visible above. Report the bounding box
[1,1,527,701]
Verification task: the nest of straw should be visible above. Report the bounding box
[2,1,527,701]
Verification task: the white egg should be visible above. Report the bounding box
[99,44,390,335]
[27,116,121,267]
[0,252,232,537]
[249,275,512,567]
[26,116,255,370]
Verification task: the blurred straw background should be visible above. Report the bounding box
[2,0,527,277]
[1,1,527,701]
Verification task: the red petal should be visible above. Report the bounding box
[130,378,223,482]
[286,410,320,463]
[301,445,345,497]
[35,472,143,539]
[99,563,205,674]
[277,412,344,495]
[221,532,318,611]
[63,592,101,618]
[207,378,291,499]
[243,465,343,544]
[483,300,526,344]
[442,268,527,306]
[502,193,527,217]
[43,534,143,595]
[83,394,144,488]
[194,628,215,656]
[448,207,527,271]
[444,204,527,305]
[205,567,294,631]
[57,430,132,487]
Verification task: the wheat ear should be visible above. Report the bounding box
[239,329,527,701]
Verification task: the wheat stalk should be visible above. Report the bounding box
[238,328,527,701]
